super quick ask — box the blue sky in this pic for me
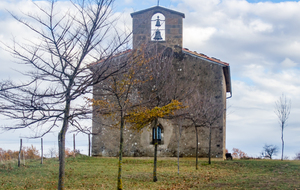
[247,0,298,2]
[1,0,300,159]
[29,0,300,12]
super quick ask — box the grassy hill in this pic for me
[1,155,300,189]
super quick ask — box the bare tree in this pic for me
[294,152,300,160]
[186,89,224,166]
[275,94,291,161]
[261,144,278,159]
[48,147,58,158]
[0,0,129,189]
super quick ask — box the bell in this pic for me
[153,29,163,41]
[155,16,161,27]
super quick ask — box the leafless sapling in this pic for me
[186,89,224,166]
[275,94,291,161]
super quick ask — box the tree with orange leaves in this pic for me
[232,148,248,159]
[126,45,189,182]
[90,46,154,190]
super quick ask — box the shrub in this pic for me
[232,148,248,159]
[294,152,300,160]
[24,145,40,159]
[0,145,40,161]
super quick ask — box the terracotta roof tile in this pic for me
[182,48,229,66]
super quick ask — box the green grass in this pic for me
[1,155,300,189]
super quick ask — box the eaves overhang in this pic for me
[131,6,185,18]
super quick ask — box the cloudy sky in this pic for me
[0,0,299,159]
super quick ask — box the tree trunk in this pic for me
[177,125,181,175]
[153,118,158,182]
[195,126,199,170]
[208,126,212,165]
[58,99,70,190]
[281,124,284,161]
[117,112,124,190]
[41,138,43,165]
[18,139,22,167]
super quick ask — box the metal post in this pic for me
[41,138,43,164]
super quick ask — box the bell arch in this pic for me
[151,13,165,41]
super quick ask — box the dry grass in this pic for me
[1,155,300,189]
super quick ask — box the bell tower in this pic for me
[131,6,185,50]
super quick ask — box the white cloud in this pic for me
[183,27,216,48]
[249,19,273,33]
[124,0,133,4]
[173,0,300,157]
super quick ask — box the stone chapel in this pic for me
[92,6,232,159]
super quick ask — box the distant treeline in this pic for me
[0,146,78,161]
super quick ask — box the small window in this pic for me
[153,126,161,141]
[152,125,163,144]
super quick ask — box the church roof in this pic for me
[130,6,185,18]
[182,48,229,66]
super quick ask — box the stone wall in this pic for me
[92,52,227,158]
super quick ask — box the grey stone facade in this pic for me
[92,6,231,159]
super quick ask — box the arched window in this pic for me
[152,124,163,144]
[151,13,165,41]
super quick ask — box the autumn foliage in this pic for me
[0,148,19,161]
[0,146,79,161]
[0,145,40,161]
[126,100,186,130]
[232,148,248,159]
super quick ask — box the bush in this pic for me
[0,145,40,161]
[232,148,248,159]
[65,148,80,157]
[24,145,40,159]
[0,148,19,161]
